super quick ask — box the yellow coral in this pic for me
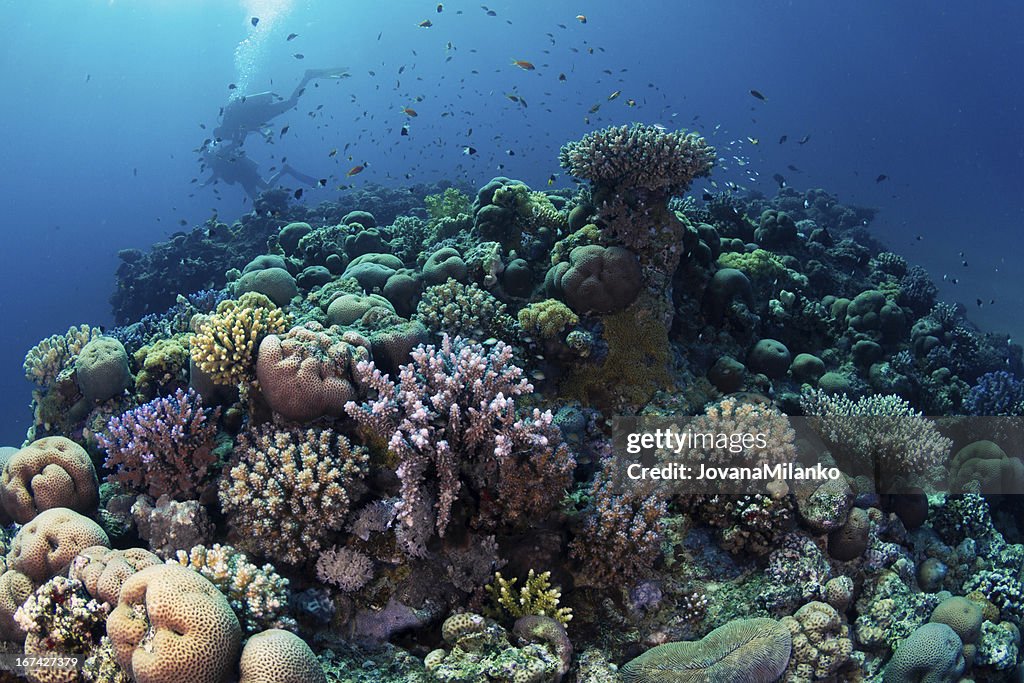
[717,249,787,280]
[486,569,572,626]
[190,292,288,386]
[134,335,190,397]
[518,299,579,340]
[24,324,103,386]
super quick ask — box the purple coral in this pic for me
[345,335,575,555]
[98,388,220,500]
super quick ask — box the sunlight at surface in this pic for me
[234,0,294,96]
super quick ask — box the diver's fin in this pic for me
[303,67,350,81]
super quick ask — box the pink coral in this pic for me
[256,322,371,423]
[346,335,575,555]
[98,388,220,501]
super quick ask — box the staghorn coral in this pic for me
[620,617,792,683]
[172,543,291,635]
[218,425,369,565]
[346,335,575,553]
[570,453,667,587]
[98,388,220,501]
[486,569,573,626]
[24,324,103,388]
[189,292,289,386]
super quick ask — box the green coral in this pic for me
[518,300,579,340]
[486,570,573,626]
[133,335,190,399]
[717,249,788,280]
[426,187,473,223]
[416,278,515,341]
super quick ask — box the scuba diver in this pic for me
[199,139,318,201]
[214,66,350,145]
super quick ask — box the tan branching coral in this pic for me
[190,292,288,386]
[219,426,369,565]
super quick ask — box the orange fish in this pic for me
[401,107,418,117]
[576,14,587,23]
[346,164,365,177]
[511,59,535,71]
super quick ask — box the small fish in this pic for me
[486,9,497,16]
[778,134,787,144]
[401,107,418,117]
[505,149,515,156]
[749,89,766,101]
[505,93,520,103]
[625,99,636,106]
[318,178,328,187]
[797,134,811,144]
[293,53,304,59]
[547,173,557,185]
[286,33,298,41]
[328,148,338,157]
[400,124,409,136]
[418,19,433,27]
[250,16,259,26]
[463,146,477,155]
[85,74,90,82]
[346,164,366,177]
[787,164,801,172]
[576,14,587,23]
[228,83,237,90]
[437,3,443,11]
[588,103,601,113]
[772,173,786,188]
[747,136,759,145]
[279,125,289,137]
[977,299,984,307]
[294,188,303,199]
[875,174,888,183]
[702,191,713,201]
[608,90,621,101]
[512,59,535,70]
[558,73,567,82]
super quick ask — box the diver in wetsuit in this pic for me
[214,67,350,145]
[199,139,318,201]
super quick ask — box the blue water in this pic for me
[1,1,1021,445]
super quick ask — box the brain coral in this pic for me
[219,425,369,565]
[238,629,326,683]
[883,622,964,683]
[190,292,289,386]
[256,322,371,423]
[0,436,98,523]
[620,617,792,683]
[107,564,241,683]
[546,244,642,314]
[69,546,161,607]
[8,508,110,583]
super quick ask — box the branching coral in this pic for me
[345,335,575,555]
[190,291,289,386]
[801,389,952,483]
[559,123,715,197]
[316,546,374,593]
[486,569,573,626]
[98,388,221,501]
[15,576,109,665]
[218,425,369,565]
[415,278,515,341]
[24,324,103,387]
[173,543,291,635]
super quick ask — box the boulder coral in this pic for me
[107,564,241,683]
[0,436,98,523]
[256,321,371,423]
